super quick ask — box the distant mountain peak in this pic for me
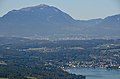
[0,4,120,37]
[31,4,50,9]
[37,4,50,7]
[20,4,50,11]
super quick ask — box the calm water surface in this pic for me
[65,68,120,79]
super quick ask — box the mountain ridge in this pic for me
[0,4,120,38]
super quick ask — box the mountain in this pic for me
[0,4,120,38]
[0,4,76,36]
[82,14,120,36]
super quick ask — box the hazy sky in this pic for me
[0,0,120,20]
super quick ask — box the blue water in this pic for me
[65,68,120,79]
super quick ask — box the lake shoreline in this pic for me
[64,67,120,79]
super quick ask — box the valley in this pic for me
[0,37,120,79]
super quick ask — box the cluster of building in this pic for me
[66,61,120,69]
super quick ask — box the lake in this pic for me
[65,68,120,79]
